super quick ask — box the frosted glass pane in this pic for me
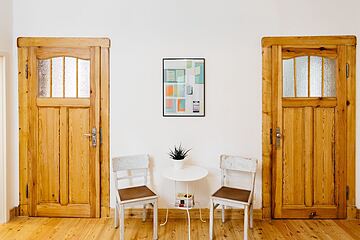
[38,59,50,97]
[65,57,77,97]
[295,56,308,97]
[52,57,64,97]
[310,56,322,97]
[78,59,90,98]
[282,59,294,97]
[324,58,336,97]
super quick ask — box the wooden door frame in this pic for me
[261,36,356,219]
[17,37,111,217]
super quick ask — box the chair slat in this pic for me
[112,154,149,171]
[220,155,257,173]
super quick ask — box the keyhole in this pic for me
[309,211,316,218]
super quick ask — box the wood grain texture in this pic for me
[272,45,283,218]
[18,37,110,48]
[18,47,29,215]
[282,108,305,206]
[100,47,110,217]
[1,217,360,240]
[313,108,335,206]
[261,46,272,219]
[336,46,347,218]
[37,107,60,203]
[28,47,39,216]
[304,107,313,207]
[18,38,111,218]
[262,35,356,48]
[346,45,356,218]
[68,108,90,204]
[262,36,356,219]
[36,47,91,60]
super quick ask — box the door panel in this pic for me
[38,107,60,204]
[28,47,100,217]
[69,108,90,204]
[273,47,347,219]
[282,108,305,206]
[314,108,335,206]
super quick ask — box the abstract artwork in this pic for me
[163,58,205,117]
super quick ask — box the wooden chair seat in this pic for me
[212,186,251,203]
[118,185,157,202]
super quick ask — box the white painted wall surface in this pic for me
[7,0,360,210]
[0,0,12,222]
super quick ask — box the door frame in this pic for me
[17,37,111,217]
[0,54,7,223]
[261,36,356,219]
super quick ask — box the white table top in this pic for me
[163,165,208,182]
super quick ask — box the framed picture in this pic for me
[163,58,205,117]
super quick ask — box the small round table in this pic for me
[161,165,208,240]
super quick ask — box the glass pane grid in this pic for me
[282,55,336,98]
[38,57,90,98]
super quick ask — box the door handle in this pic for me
[83,127,97,147]
[276,127,281,149]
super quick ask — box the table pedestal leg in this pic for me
[186,183,191,240]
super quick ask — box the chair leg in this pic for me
[244,205,249,240]
[209,199,214,240]
[142,204,147,222]
[114,203,119,228]
[153,200,158,240]
[221,205,225,223]
[120,205,125,240]
[250,203,253,229]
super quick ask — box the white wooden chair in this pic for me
[113,154,158,240]
[209,155,257,240]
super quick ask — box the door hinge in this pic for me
[26,184,28,198]
[25,63,29,79]
[270,128,273,145]
[346,63,349,79]
[346,185,349,200]
[99,128,103,145]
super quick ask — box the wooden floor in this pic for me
[1,217,360,239]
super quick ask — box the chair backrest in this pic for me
[220,155,258,202]
[112,154,149,190]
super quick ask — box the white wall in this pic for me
[0,0,12,222]
[9,0,360,209]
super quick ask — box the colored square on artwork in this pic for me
[177,99,185,112]
[166,99,176,113]
[195,62,204,84]
[176,69,185,82]
[165,69,176,82]
[166,85,174,97]
[186,61,193,68]
[177,85,185,97]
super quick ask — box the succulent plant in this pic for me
[168,144,191,160]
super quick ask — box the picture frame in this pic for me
[163,58,205,117]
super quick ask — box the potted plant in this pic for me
[168,144,191,169]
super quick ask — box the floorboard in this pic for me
[0,217,359,239]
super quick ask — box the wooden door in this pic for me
[272,46,347,218]
[24,44,102,217]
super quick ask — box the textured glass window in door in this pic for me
[310,56,322,97]
[295,56,308,97]
[78,59,90,98]
[37,56,91,98]
[324,58,336,97]
[65,57,77,97]
[38,59,51,97]
[283,59,295,97]
[52,57,64,97]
